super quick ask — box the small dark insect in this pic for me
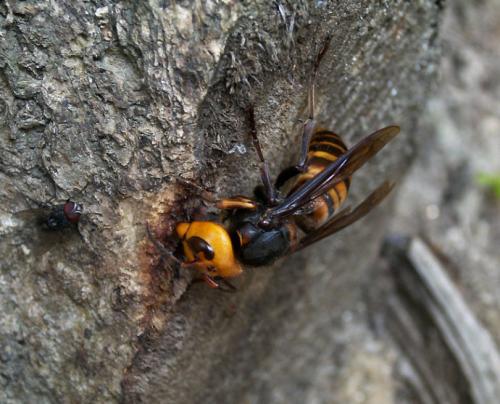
[10,199,84,256]
[15,199,83,230]
[166,38,400,290]
[45,200,83,230]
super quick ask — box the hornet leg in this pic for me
[247,106,277,205]
[296,37,331,172]
[201,274,237,293]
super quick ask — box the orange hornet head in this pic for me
[175,221,243,279]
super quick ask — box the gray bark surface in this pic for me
[0,1,440,403]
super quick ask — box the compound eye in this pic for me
[187,236,215,260]
[63,201,83,223]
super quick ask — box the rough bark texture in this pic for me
[0,1,440,403]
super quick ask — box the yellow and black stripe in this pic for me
[289,128,351,232]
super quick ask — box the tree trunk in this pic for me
[0,1,440,403]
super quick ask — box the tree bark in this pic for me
[0,1,441,403]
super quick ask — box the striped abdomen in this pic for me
[289,129,351,232]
